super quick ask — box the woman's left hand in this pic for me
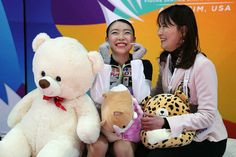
[132,43,146,59]
[141,114,165,131]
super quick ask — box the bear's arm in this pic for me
[8,89,40,128]
[74,94,101,144]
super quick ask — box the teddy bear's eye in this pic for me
[122,125,126,128]
[41,71,46,77]
[56,76,61,82]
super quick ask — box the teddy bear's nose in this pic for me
[39,79,50,89]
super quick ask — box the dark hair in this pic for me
[106,19,135,37]
[157,5,200,69]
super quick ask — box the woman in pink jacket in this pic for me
[139,4,228,157]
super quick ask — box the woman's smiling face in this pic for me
[157,18,184,52]
[106,21,135,56]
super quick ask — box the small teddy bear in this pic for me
[0,33,104,157]
[100,84,143,143]
[140,90,196,149]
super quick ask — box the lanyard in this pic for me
[168,68,177,93]
[183,69,191,98]
[167,68,191,97]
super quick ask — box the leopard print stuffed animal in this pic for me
[140,90,195,149]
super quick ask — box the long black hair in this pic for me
[106,19,135,38]
[157,5,200,69]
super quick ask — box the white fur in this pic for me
[0,33,103,157]
[146,129,171,145]
[110,84,128,92]
[32,33,50,52]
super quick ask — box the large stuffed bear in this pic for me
[101,84,143,143]
[0,33,104,157]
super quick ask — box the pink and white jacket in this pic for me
[152,53,228,142]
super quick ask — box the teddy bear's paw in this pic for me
[77,128,100,144]
[37,140,80,157]
[78,134,99,144]
[0,140,31,157]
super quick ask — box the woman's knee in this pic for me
[87,135,108,157]
[113,140,135,157]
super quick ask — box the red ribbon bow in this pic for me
[43,95,66,111]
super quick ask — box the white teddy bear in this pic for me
[0,33,104,157]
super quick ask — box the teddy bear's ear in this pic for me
[32,33,51,52]
[140,95,152,110]
[113,111,123,118]
[87,51,104,74]
[174,90,188,104]
[102,93,107,98]
[102,91,112,99]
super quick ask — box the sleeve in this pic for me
[142,60,153,81]
[90,64,111,105]
[166,58,217,137]
[99,42,111,64]
[131,60,152,103]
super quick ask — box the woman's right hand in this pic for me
[141,114,165,131]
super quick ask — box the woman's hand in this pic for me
[141,114,165,131]
[132,43,146,59]
[99,42,111,64]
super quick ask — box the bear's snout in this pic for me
[39,79,50,89]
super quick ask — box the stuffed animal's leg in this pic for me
[0,125,31,157]
[37,138,80,157]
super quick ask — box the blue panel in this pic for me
[25,0,61,92]
[0,0,24,103]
